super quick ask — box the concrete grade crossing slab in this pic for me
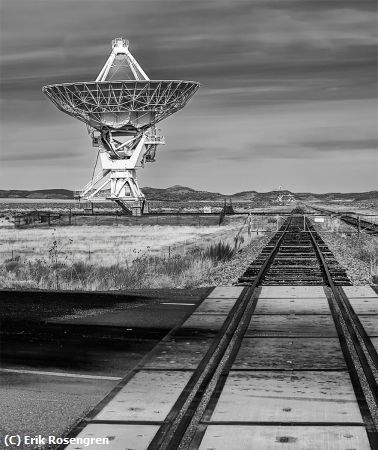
[94,371,192,421]
[371,337,378,353]
[254,297,330,315]
[194,298,238,314]
[206,286,244,298]
[233,338,347,370]
[198,425,370,450]
[64,424,159,450]
[180,314,227,333]
[358,316,378,337]
[342,286,378,298]
[142,338,211,370]
[210,371,362,423]
[347,298,378,314]
[245,315,337,337]
[259,286,326,298]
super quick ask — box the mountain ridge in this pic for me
[0,187,377,202]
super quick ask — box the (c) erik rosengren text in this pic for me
[2,435,110,447]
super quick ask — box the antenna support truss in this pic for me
[42,38,199,215]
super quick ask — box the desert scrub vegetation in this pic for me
[202,241,235,262]
[0,217,268,290]
[0,224,245,267]
[0,240,237,290]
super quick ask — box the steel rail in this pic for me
[306,217,378,447]
[239,215,343,286]
[148,217,293,449]
[159,215,377,449]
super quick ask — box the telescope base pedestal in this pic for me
[113,198,148,216]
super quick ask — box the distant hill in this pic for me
[144,187,378,202]
[0,187,377,202]
[0,189,74,199]
[143,185,223,201]
[294,191,378,202]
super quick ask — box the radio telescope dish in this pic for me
[42,80,199,132]
[42,37,200,215]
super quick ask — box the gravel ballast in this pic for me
[203,233,273,286]
[317,229,377,285]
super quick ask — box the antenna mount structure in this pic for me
[42,37,200,215]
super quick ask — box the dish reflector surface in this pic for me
[42,80,199,131]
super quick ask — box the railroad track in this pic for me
[61,209,378,449]
[238,212,351,286]
[306,204,378,236]
[238,215,352,286]
[340,215,378,236]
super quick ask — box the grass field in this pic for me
[1,223,247,266]
[0,220,263,290]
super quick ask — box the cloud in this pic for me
[2,151,82,162]
[301,139,378,151]
[0,0,376,191]
[246,139,378,161]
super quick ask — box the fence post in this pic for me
[358,215,361,240]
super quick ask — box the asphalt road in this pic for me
[0,289,208,449]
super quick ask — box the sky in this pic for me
[0,0,377,194]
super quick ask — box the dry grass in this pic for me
[0,222,257,290]
[350,236,378,278]
[0,242,236,290]
[0,214,275,290]
[0,224,243,267]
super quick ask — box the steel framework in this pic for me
[42,37,199,214]
[42,80,199,132]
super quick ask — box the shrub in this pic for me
[203,241,235,262]
[27,259,50,283]
[4,258,21,273]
